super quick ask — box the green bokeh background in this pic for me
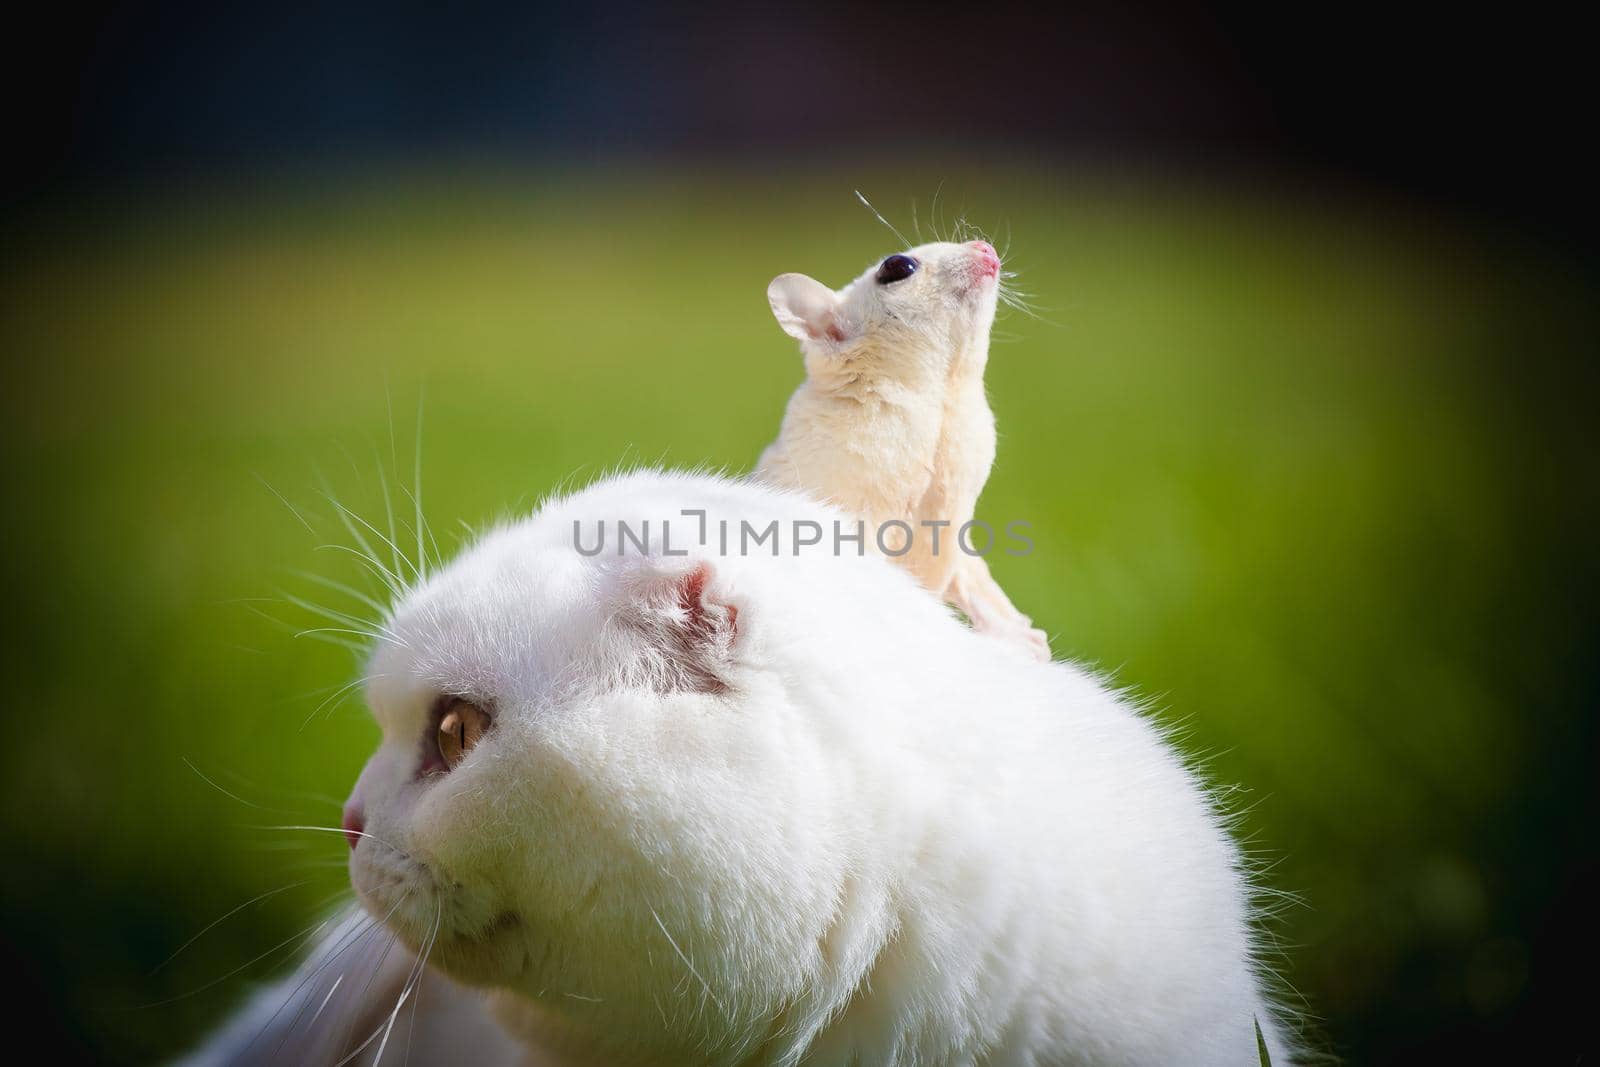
[2,163,1594,1063]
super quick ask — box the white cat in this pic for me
[185,469,1297,1065]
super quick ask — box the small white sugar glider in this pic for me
[756,235,1051,660]
[182,470,1300,1067]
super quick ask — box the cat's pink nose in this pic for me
[341,802,365,851]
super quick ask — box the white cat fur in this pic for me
[756,241,1051,659]
[177,468,1301,1066]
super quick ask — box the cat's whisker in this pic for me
[323,494,422,589]
[181,756,302,815]
[248,840,325,853]
[413,388,431,581]
[288,568,391,617]
[368,438,407,592]
[139,915,334,1008]
[150,880,311,975]
[254,893,415,1060]
[277,589,409,652]
[291,627,371,659]
[202,759,347,812]
[650,906,730,1023]
[368,901,442,1066]
[400,482,444,577]
[308,972,345,1028]
[254,473,318,535]
[294,626,389,649]
[318,480,411,595]
[333,911,410,1060]
[260,916,385,1061]
[315,543,410,601]
[250,606,369,655]
[286,858,361,871]
[301,674,371,730]
[318,467,403,594]
[255,823,409,854]
[277,590,386,636]
[400,909,436,1067]
[336,438,409,598]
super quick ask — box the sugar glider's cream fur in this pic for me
[756,240,1050,659]
[185,470,1296,1066]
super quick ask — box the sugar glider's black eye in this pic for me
[876,254,919,284]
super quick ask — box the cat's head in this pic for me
[767,240,1002,381]
[343,471,954,1056]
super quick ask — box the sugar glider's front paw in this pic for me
[981,618,1052,661]
[992,607,1052,661]
[1008,624,1051,661]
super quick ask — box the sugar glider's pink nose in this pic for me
[969,240,1000,277]
[341,801,365,850]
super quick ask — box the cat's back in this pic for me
[917,651,1294,1065]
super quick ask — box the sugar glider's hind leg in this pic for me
[173,903,524,1066]
[946,553,1051,661]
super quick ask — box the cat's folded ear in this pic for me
[768,273,854,346]
[615,559,739,692]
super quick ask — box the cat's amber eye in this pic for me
[437,699,491,771]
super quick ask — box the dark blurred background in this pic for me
[2,3,1595,1064]
[11,3,1598,248]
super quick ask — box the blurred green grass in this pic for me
[1,163,1593,1063]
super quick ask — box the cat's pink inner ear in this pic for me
[678,562,738,644]
[616,558,740,690]
[652,561,737,693]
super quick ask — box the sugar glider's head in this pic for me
[340,471,962,1059]
[768,240,1002,379]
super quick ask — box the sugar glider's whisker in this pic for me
[854,191,913,250]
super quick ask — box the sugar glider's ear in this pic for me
[616,559,739,692]
[768,273,851,345]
